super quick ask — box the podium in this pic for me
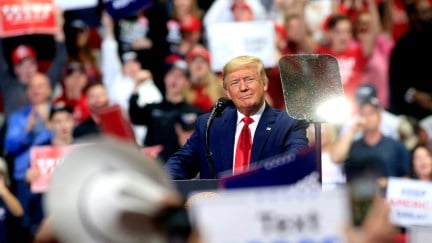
[173,179,219,200]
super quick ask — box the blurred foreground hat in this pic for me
[179,15,202,32]
[12,45,36,65]
[186,46,210,64]
[45,138,183,243]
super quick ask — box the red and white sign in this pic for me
[0,0,57,37]
[30,145,75,193]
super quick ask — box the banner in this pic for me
[221,147,317,189]
[54,0,97,11]
[189,187,349,243]
[30,145,76,193]
[0,0,57,37]
[387,177,432,227]
[206,21,276,72]
[103,0,153,19]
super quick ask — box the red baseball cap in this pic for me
[12,45,36,65]
[186,46,211,64]
[180,15,202,33]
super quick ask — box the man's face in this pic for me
[64,71,88,96]
[123,60,141,78]
[27,74,51,105]
[164,68,189,94]
[224,66,267,115]
[188,56,209,84]
[14,58,38,84]
[359,104,381,133]
[51,111,74,138]
[329,19,352,52]
[86,85,109,112]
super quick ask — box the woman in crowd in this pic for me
[411,145,432,181]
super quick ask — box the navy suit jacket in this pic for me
[164,104,309,179]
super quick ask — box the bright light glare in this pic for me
[316,97,352,124]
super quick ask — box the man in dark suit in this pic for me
[165,55,308,179]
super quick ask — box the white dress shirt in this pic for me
[232,102,266,170]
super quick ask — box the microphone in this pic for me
[206,97,229,127]
[205,97,229,178]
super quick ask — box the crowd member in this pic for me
[315,13,368,104]
[101,11,162,112]
[0,9,67,118]
[389,0,432,120]
[23,104,75,240]
[4,73,53,239]
[176,15,204,57]
[353,0,394,109]
[166,0,203,55]
[203,0,267,27]
[184,46,225,111]
[114,2,169,90]
[331,97,411,183]
[307,124,346,190]
[165,55,308,179]
[0,157,24,243]
[340,84,401,141]
[411,145,432,181]
[52,62,90,125]
[231,1,255,21]
[129,59,203,163]
[73,83,110,139]
[64,19,101,84]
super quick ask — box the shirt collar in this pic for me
[236,102,266,125]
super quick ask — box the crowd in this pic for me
[0,0,431,242]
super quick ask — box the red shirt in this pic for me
[52,94,90,125]
[316,43,367,103]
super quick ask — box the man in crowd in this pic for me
[165,55,309,179]
[129,59,203,163]
[4,73,53,239]
[332,97,411,182]
[0,10,67,118]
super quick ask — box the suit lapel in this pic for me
[250,104,275,165]
[216,108,237,172]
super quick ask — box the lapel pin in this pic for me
[266,127,271,131]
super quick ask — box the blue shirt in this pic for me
[346,136,411,177]
[4,106,53,180]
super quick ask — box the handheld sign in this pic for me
[0,0,57,37]
[206,21,275,72]
[30,145,76,193]
[387,177,432,227]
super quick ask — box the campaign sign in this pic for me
[103,0,153,19]
[30,145,76,193]
[189,186,349,243]
[54,0,97,10]
[221,147,317,189]
[387,177,432,227]
[0,0,56,37]
[206,21,276,72]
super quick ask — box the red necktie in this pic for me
[234,116,254,174]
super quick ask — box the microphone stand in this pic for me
[205,98,228,179]
[205,117,216,179]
